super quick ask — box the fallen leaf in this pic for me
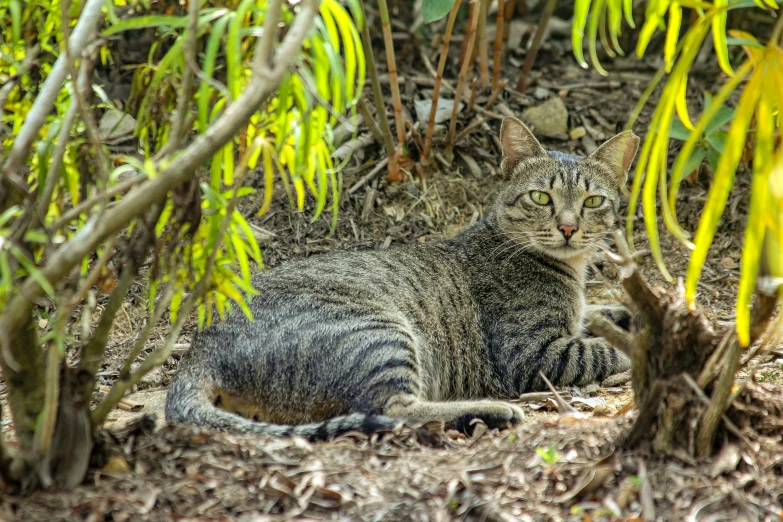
[720,256,739,269]
[103,456,131,473]
[710,444,741,477]
[555,451,619,503]
[569,126,587,140]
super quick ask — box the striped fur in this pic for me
[165,118,639,440]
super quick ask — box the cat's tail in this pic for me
[164,363,402,441]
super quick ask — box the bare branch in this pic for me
[2,0,104,179]
[158,0,200,158]
[587,314,633,356]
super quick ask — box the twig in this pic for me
[445,0,480,160]
[347,157,389,194]
[454,116,486,144]
[118,284,176,381]
[357,97,384,144]
[587,314,633,356]
[157,0,199,158]
[48,173,146,233]
[36,83,80,220]
[637,460,656,521]
[2,0,104,181]
[376,0,407,164]
[477,0,490,88]
[682,373,755,451]
[515,0,557,92]
[421,0,461,167]
[333,133,375,161]
[484,78,508,111]
[491,0,506,91]
[538,372,576,414]
[359,0,400,182]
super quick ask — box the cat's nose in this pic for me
[558,224,578,239]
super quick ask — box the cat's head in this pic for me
[493,117,639,261]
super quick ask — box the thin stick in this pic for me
[376,0,407,160]
[421,0,462,167]
[477,0,490,88]
[357,97,384,144]
[492,0,506,91]
[515,0,557,93]
[446,0,480,160]
[360,0,400,182]
[348,157,390,194]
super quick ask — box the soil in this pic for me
[3,6,783,522]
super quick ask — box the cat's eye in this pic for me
[530,191,551,205]
[584,195,605,208]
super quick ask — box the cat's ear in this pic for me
[589,131,640,183]
[500,117,547,177]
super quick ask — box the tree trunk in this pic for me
[590,232,778,458]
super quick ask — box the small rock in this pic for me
[720,256,739,270]
[414,98,463,125]
[521,97,568,137]
[533,87,550,100]
[569,126,587,140]
[99,108,136,144]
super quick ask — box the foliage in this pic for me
[535,444,561,466]
[0,0,363,487]
[422,0,459,23]
[573,0,783,346]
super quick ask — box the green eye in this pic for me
[584,195,605,208]
[530,191,551,205]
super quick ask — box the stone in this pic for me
[521,96,569,137]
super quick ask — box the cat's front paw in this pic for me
[453,402,524,435]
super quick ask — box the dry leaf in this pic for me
[103,456,131,473]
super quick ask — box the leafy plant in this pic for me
[535,444,561,466]
[0,0,363,488]
[573,0,783,347]
[668,94,736,181]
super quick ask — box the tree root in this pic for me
[602,231,778,458]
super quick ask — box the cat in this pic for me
[165,117,638,440]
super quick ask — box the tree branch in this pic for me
[2,0,105,180]
[1,0,319,376]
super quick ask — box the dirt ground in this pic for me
[3,5,783,522]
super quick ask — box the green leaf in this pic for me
[706,131,728,153]
[726,37,764,47]
[705,106,735,135]
[707,146,721,172]
[680,147,707,180]
[669,118,693,141]
[422,0,458,23]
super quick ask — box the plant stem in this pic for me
[503,0,516,46]
[359,0,400,182]
[492,0,506,91]
[446,0,480,159]
[515,0,557,92]
[421,0,462,167]
[376,0,407,172]
[357,97,384,144]
[478,0,490,88]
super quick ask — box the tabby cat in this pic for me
[165,117,638,440]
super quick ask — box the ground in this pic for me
[3,6,783,522]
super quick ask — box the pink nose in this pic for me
[558,224,578,239]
